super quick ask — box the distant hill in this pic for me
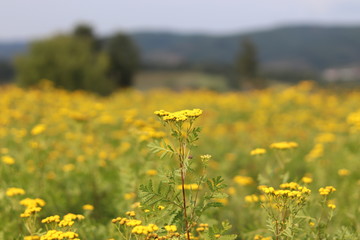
[132,25,360,71]
[2,25,360,71]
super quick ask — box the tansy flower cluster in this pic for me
[2,155,15,165]
[269,141,298,150]
[58,213,85,227]
[200,154,212,162]
[126,211,136,217]
[146,169,158,176]
[6,187,25,197]
[20,198,46,218]
[327,203,336,209]
[338,169,350,176]
[132,224,159,235]
[259,182,311,200]
[112,216,181,240]
[164,225,177,232]
[233,176,254,186]
[319,186,336,196]
[315,132,336,143]
[301,176,313,184]
[195,223,209,232]
[154,109,203,122]
[31,124,46,136]
[82,204,94,211]
[250,148,266,156]
[306,143,324,161]
[112,217,142,227]
[244,194,266,203]
[40,230,79,240]
[41,215,60,224]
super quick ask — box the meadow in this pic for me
[1,81,360,240]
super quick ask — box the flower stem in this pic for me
[179,142,190,240]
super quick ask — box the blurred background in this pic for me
[2,0,360,94]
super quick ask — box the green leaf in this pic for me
[204,202,223,210]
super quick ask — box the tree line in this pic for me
[5,24,262,93]
[15,25,140,95]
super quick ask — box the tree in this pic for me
[236,38,263,89]
[73,24,95,39]
[73,24,100,51]
[105,33,140,88]
[15,35,114,95]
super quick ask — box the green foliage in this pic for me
[105,33,140,88]
[237,38,258,79]
[15,35,114,95]
[73,24,95,40]
[122,110,237,240]
[139,180,180,208]
[206,222,237,240]
[236,37,266,89]
[14,25,140,94]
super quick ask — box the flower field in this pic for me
[1,81,360,239]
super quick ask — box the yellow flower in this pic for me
[131,202,141,209]
[250,148,266,156]
[82,204,94,211]
[244,194,259,203]
[126,211,136,217]
[319,186,336,196]
[306,143,324,161]
[315,132,336,143]
[146,169,158,176]
[270,141,298,150]
[155,109,203,122]
[41,230,79,239]
[338,168,350,176]
[200,154,212,160]
[6,187,26,197]
[327,203,336,209]
[165,225,177,232]
[124,192,136,200]
[62,164,75,172]
[126,219,142,227]
[20,206,42,218]
[157,205,165,210]
[31,124,46,135]
[301,176,313,184]
[2,155,15,165]
[227,187,236,195]
[132,224,159,235]
[233,175,254,186]
[42,215,60,223]
[20,198,46,208]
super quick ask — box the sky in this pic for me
[1,0,360,41]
